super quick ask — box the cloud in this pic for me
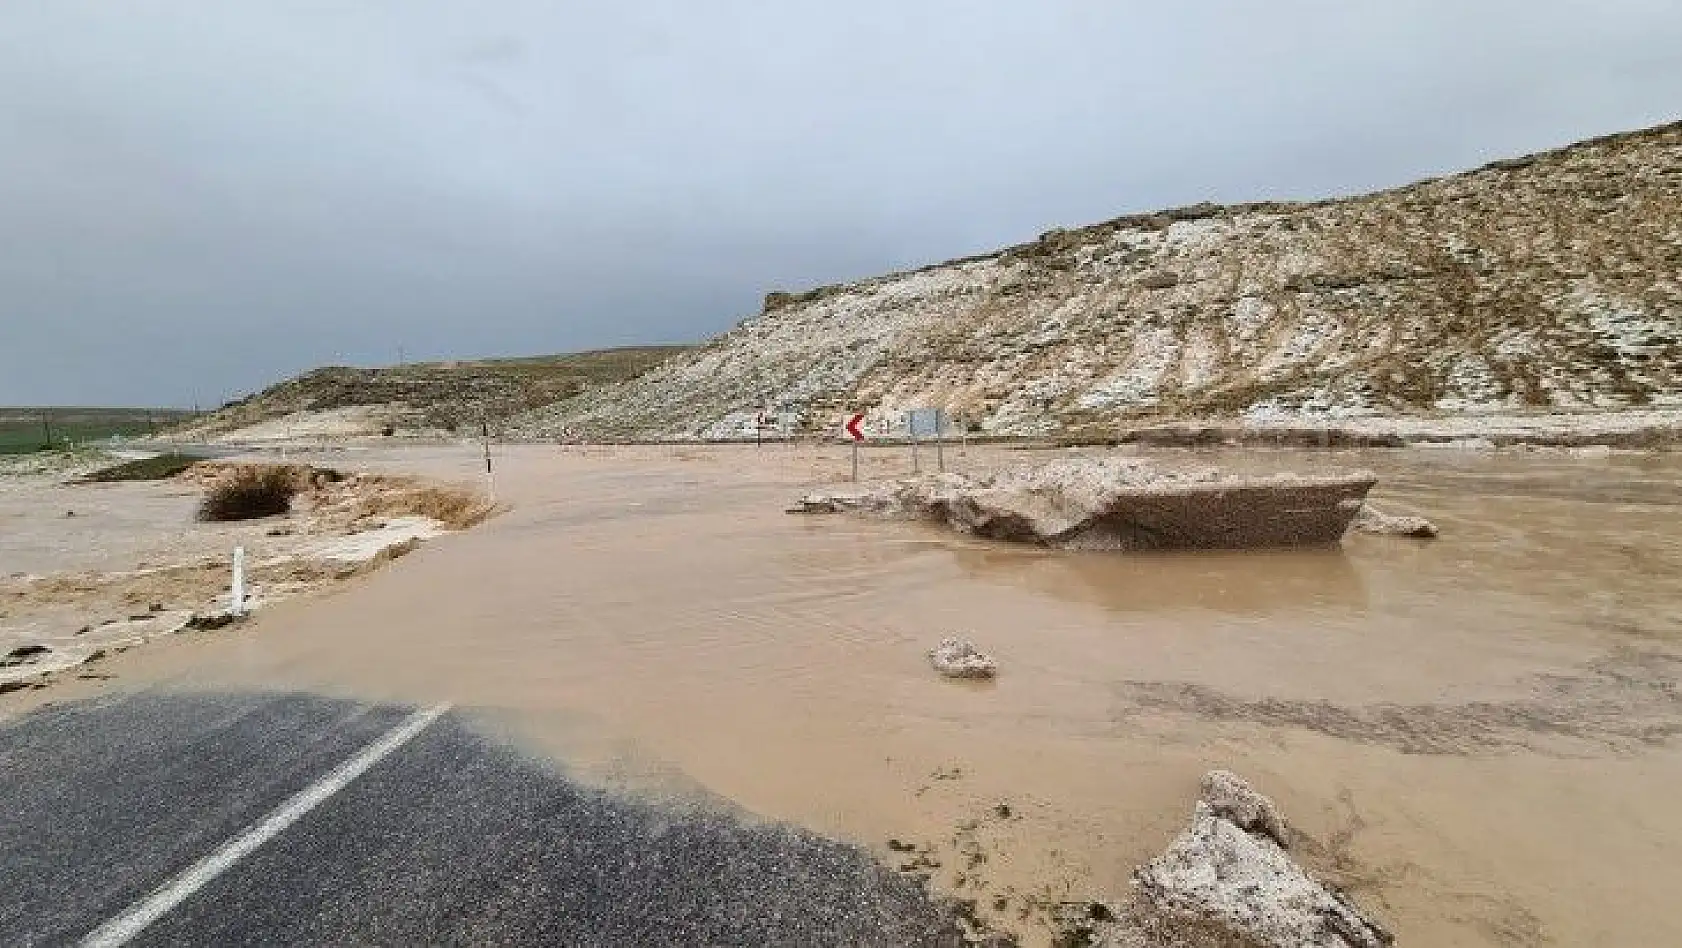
[2,1,1679,405]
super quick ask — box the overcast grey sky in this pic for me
[2,1,1679,407]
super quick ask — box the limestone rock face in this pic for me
[516,121,1682,441]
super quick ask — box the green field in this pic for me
[0,407,195,454]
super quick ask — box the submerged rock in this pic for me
[785,494,841,515]
[1351,504,1438,538]
[928,637,997,679]
[798,457,1375,551]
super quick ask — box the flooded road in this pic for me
[58,442,1682,946]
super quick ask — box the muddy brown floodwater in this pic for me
[35,442,1682,946]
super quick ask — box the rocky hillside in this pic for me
[175,347,685,441]
[516,122,1681,441]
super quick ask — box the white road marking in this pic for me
[79,703,451,948]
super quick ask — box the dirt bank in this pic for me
[0,457,491,692]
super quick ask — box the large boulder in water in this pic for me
[1056,771,1393,947]
[807,457,1376,551]
[1133,800,1393,947]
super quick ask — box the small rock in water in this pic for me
[785,494,840,515]
[929,637,997,679]
[1352,503,1438,538]
[1569,444,1613,458]
[185,612,241,631]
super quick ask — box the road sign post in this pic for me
[907,408,943,474]
[845,412,866,481]
[935,409,945,473]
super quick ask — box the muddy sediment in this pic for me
[1117,646,1682,757]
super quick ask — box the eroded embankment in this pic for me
[1,458,492,693]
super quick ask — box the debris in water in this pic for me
[1352,503,1439,538]
[929,637,998,679]
[785,494,842,515]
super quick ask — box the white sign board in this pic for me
[907,408,943,438]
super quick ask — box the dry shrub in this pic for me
[198,466,302,522]
[175,461,341,489]
[352,482,494,529]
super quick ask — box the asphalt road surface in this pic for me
[0,692,970,947]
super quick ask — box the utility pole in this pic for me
[41,410,52,449]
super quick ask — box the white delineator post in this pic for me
[230,546,247,616]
